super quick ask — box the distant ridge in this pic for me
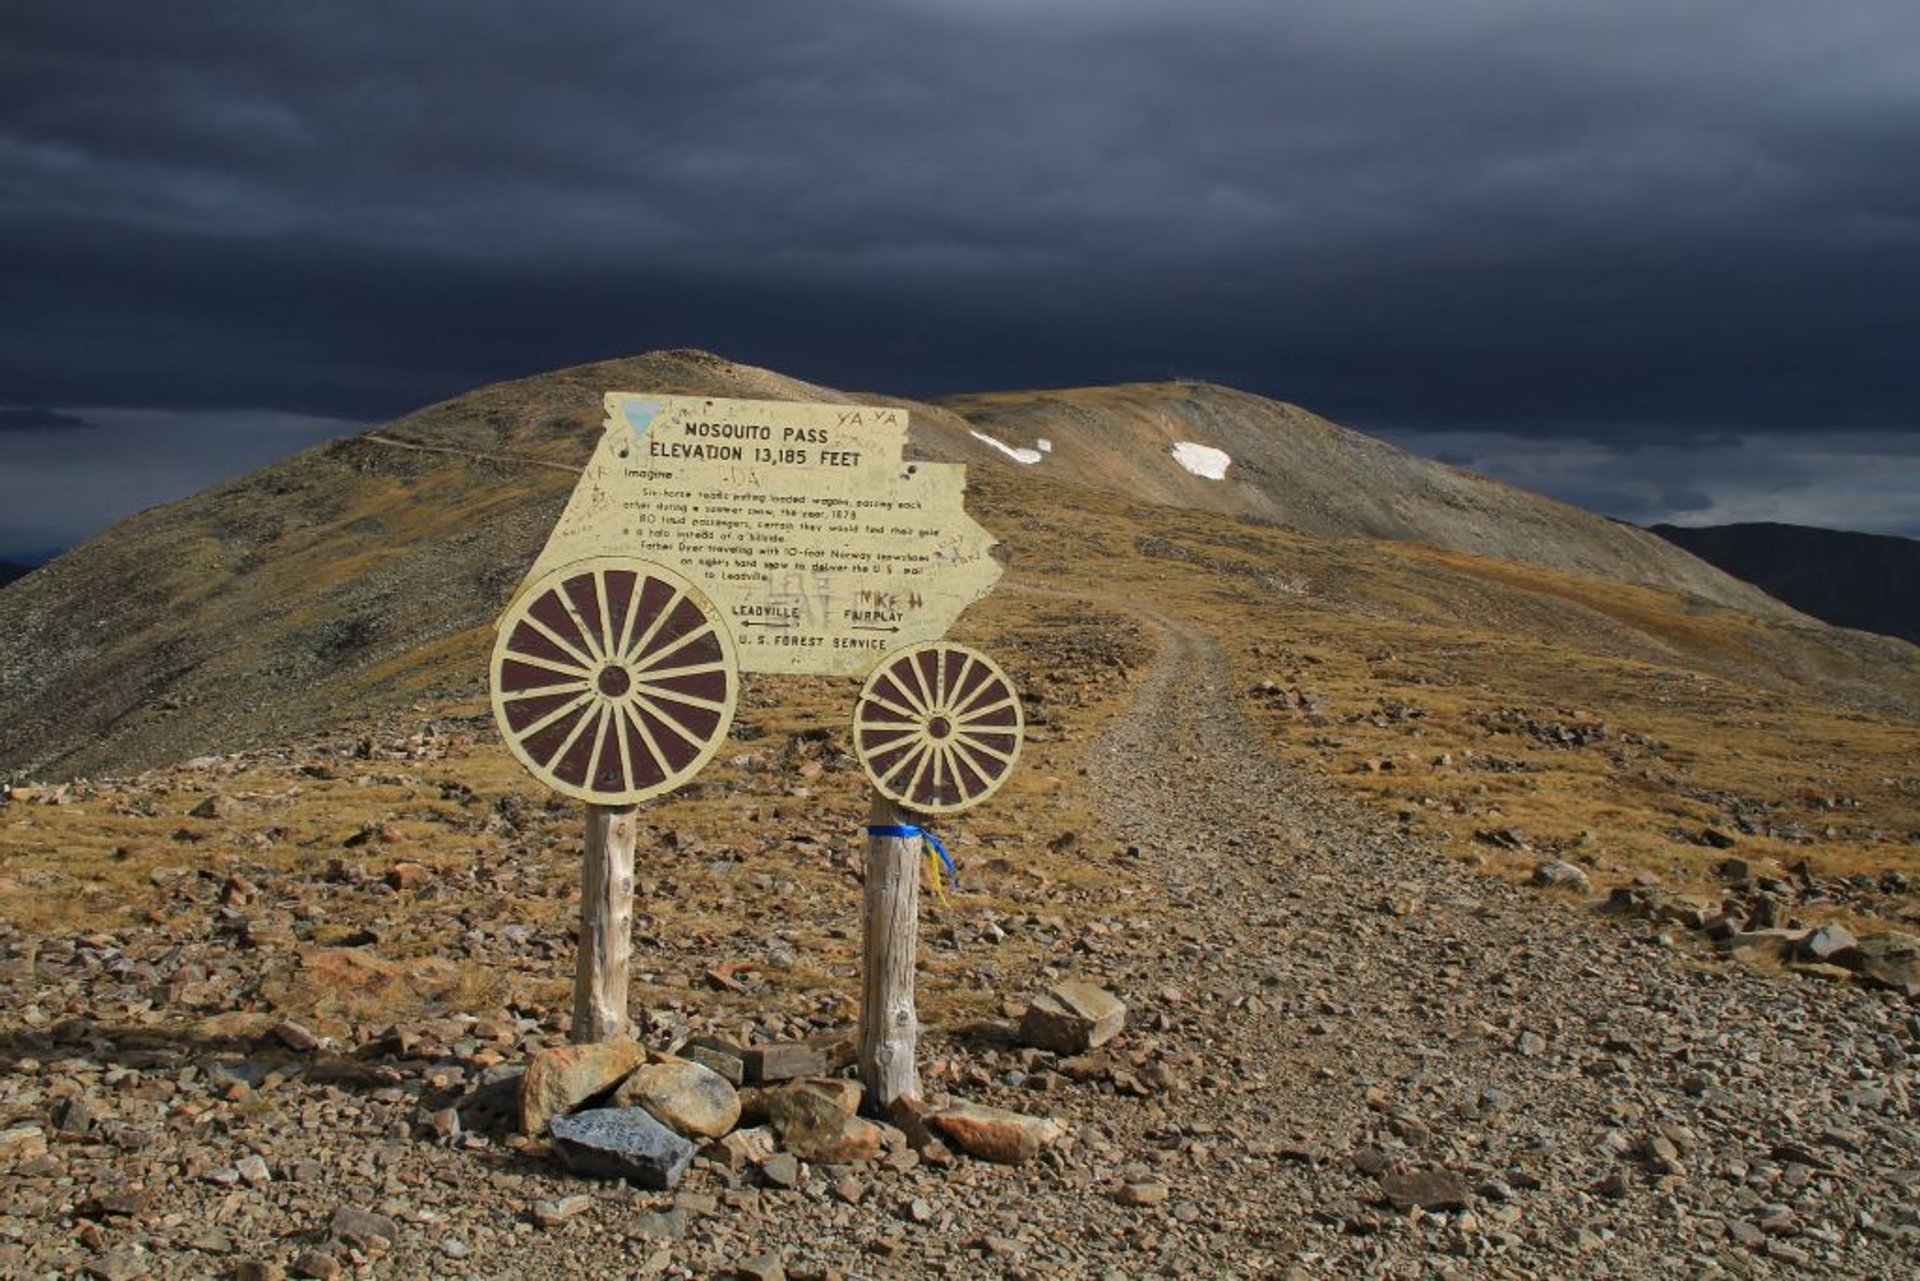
[1650,522,1920,645]
[0,561,31,588]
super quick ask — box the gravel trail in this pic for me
[1074,603,1920,1278]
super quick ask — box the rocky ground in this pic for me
[3,603,1918,1279]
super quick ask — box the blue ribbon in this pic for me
[866,823,958,890]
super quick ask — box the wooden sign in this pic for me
[516,393,1004,677]
[852,642,1023,814]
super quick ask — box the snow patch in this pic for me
[970,429,1043,465]
[1171,441,1231,480]
[1036,438,1053,453]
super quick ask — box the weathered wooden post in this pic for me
[860,793,923,1105]
[574,802,639,1042]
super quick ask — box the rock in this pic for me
[1651,894,1718,930]
[884,1096,957,1166]
[711,1125,779,1171]
[82,1249,148,1281]
[930,1102,1063,1164]
[549,1108,695,1189]
[734,1250,786,1281]
[232,1261,285,1281]
[632,1209,687,1240]
[759,1151,801,1188]
[519,1040,648,1134]
[681,1036,748,1085]
[1851,933,1920,996]
[289,1250,342,1281]
[1530,860,1591,893]
[741,1040,827,1084]
[1724,928,1809,963]
[1117,1180,1170,1206]
[1378,1169,1472,1211]
[272,1020,323,1052]
[1018,981,1127,1054]
[235,1154,272,1186]
[0,1124,48,1162]
[1698,827,1738,849]
[766,1083,884,1164]
[1801,922,1861,963]
[188,795,223,819]
[384,861,431,891]
[327,1204,399,1249]
[610,1058,741,1138]
[532,1194,594,1228]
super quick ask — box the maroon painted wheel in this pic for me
[852,642,1023,815]
[490,557,738,804]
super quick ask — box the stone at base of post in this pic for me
[574,803,639,1044]
[859,792,923,1108]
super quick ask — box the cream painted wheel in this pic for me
[490,557,738,803]
[852,642,1023,814]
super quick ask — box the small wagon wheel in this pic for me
[852,641,1023,815]
[490,557,738,804]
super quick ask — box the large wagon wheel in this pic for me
[852,641,1023,815]
[490,557,738,804]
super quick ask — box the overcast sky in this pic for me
[4,0,1917,559]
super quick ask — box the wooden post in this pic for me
[573,803,638,1043]
[859,792,923,1107]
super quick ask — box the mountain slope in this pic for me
[1650,521,1920,644]
[1,349,1910,781]
[939,382,1793,618]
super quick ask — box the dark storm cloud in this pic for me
[1,1,1916,552]
[0,408,94,433]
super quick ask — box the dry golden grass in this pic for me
[4,460,1914,1042]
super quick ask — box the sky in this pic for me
[4,0,1917,560]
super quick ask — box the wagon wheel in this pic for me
[852,641,1023,815]
[490,557,738,804]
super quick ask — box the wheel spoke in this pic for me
[522,613,597,672]
[633,683,728,713]
[904,654,938,716]
[952,677,1007,719]
[621,586,684,665]
[953,734,1016,766]
[878,743,924,788]
[542,698,601,769]
[634,693,706,750]
[613,699,636,792]
[957,696,1018,724]
[637,621,713,673]
[621,702,671,781]
[593,571,617,660]
[502,677,591,699]
[860,689,924,725]
[518,690,596,741]
[950,735,1007,780]
[634,657,728,682]
[614,571,645,660]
